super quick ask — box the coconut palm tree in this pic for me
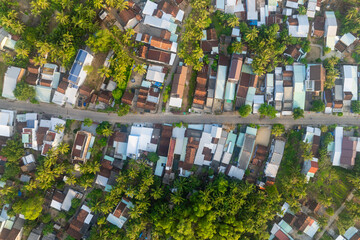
[15,47,29,59]
[231,41,242,54]
[65,175,77,185]
[57,143,70,155]
[98,66,111,78]
[56,11,69,25]
[54,124,65,134]
[93,0,103,9]
[227,15,239,28]
[245,27,259,42]
[12,22,25,35]
[102,127,113,137]
[133,64,146,75]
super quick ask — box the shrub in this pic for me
[238,104,252,118]
[293,107,304,120]
[351,101,360,114]
[338,112,343,117]
[311,100,325,112]
[324,47,331,55]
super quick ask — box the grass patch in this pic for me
[210,11,232,37]
[186,70,197,110]
[0,60,7,94]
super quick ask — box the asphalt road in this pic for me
[2,99,360,126]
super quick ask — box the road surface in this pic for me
[2,99,360,126]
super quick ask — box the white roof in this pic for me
[216,0,225,10]
[2,66,21,99]
[143,0,158,16]
[215,65,227,99]
[169,97,182,108]
[61,189,78,211]
[81,205,93,224]
[95,174,108,187]
[246,0,258,20]
[340,33,357,46]
[343,65,358,100]
[332,127,343,166]
[278,202,290,217]
[22,154,35,165]
[175,10,184,22]
[146,69,165,83]
[106,80,117,91]
[335,236,346,240]
[265,163,280,178]
[227,165,245,180]
[155,156,167,176]
[286,0,298,8]
[52,91,66,106]
[172,126,186,138]
[130,126,153,152]
[50,200,62,211]
[127,135,139,156]
[65,86,78,105]
[50,118,66,132]
[107,213,126,228]
[303,220,319,238]
[232,28,240,37]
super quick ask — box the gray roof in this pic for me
[27,232,41,240]
[243,134,256,152]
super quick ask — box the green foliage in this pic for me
[83,118,93,127]
[323,132,334,147]
[238,104,252,118]
[96,121,111,135]
[178,0,211,71]
[147,152,160,163]
[298,5,306,15]
[337,210,354,235]
[228,41,242,54]
[272,124,285,137]
[0,186,18,205]
[112,88,123,100]
[277,130,307,211]
[1,138,24,163]
[117,104,130,117]
[241,24,288,76]
[42,223,53,236]
[187,70,197,110]
[351,101,360,114]
[13,82,36,101]
[311,100,325,112]
[71,198,81,209]
[162,85,171,103]
[92,161,282,239]
[293,107,304,120]
[99,137,107,147]
[323,47,331,54]
[87,189,104,208]
[13,195,44,220]
[324,56,340,89]
[301,142,313,161]
[41,213,52,224]
[325,207,334,216]
[258,103,277,119]
[86,29,113,53]
[338,112,343,117]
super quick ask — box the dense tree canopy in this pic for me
[238,104,252,118]
[258,103,277,119]
[90,161,283,240]
[311,100,325,112]
[13,82,36,101]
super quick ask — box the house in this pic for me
[40,118,66,156]
[62,189,82,211]
[192,65,208,110]
[302,158,319,182]
[264,140,285,184]
[269,222,294,240]
[113,132,128,160]
[294,212,320,238]
[268,0,278,12]
[335,33,357,52]
[68,50,93,87]
[293,64,306,110]
[179,134,200,177]
[66,205,94,240]
[286,0,299,8]
[332,126,343,167]
[38,63,60,89]
[343,65,358,104]
[169,66,188,108]
[126,125,156,158]
[306,0,319,18]
[312,16,325,37]
[106,197,133,229]
[145,65,166,83]
[2,66,25,99]
[228,54,243,83]
[21,154,36,172]
[305,64,325,94]
[0,214,24,240]
[341,227,360,240]
[266,73,274,103]
[325,11,338,50]
[118,1,142,29]
[284,45,304,62]
[25,63,39,86]
[71,131,92,163]
[0,110,15,138]
[0,28,17,51]
[274,68,284,111]
[21,114,39,150]
[236,126,257,179]
[193,125,220,166]
[288,15,309,38]
[136,80,160,112]
[246,0,258,21]
[324,89,333,114]
[52,81,68,106]
[215,55,229,100]
[146,48,176,65]
[50,190,66,211]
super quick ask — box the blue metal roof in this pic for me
[26,120,35,128]
[76,49,87,62]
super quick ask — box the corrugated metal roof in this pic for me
[215,65,227,99]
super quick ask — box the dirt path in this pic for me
[315,189,355,240]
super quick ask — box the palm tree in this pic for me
[133,64,147,75]
[93,0,103,9]
[33,56,46,66]
[15,47,29,59]
[12,22,25,35]
[56,12,69,25]
[346,8,358,20]
[151,187,163,200]
[57,143,70,154]
[98,66,111,78]
[245,27,259,42]
[54,124,65,134]
[170,191,184,205]
[65,175,77,185]
[231,41,242,54]
[227,15,239,28]
[102,127,113,137]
